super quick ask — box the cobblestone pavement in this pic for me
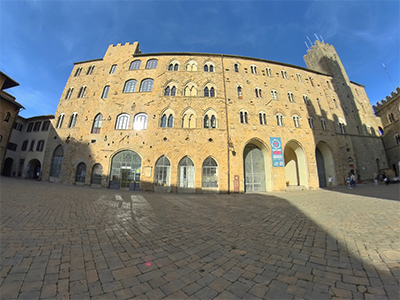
[1,177,399,300]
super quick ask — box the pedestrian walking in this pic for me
[328,175,333,189]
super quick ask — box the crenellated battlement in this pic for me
[373,87,400,111]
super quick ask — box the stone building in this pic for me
[0,71,24,176]
[373,87,400,177]
[4,115,54,178]
[41,40,387,192]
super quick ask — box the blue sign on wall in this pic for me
[270,137,284,167]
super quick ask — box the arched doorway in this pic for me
[2,157,13,176]
[284,140,308,188]
[26,159,41,179]
[202,157,218,191]
[75,162,86,183]
[91,164,103,185]
[110,150,141,190]
[177,156,195,193]
[154,156,171,193]
[315,142,335,188]
[50,145,64,178]
[243,143,266,192]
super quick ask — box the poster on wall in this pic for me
[270,137,284,167]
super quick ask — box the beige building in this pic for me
[4,115,54,178]
[41,40,387,192]
[1,71,24,176]
[373,87,400,178]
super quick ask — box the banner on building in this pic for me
[270,137,284,167]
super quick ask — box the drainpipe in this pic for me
[221,55,231,193]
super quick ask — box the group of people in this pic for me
[374,172,390,186]
[346,173,358,189]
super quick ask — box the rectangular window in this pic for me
[21,140,28,151]
[33,122,41,132]
[29,140,35,151]
[27,122,34,132]
[36,140,45,151]
[41,121,50,131]
[7,142,17,151]
[13,122,23,131]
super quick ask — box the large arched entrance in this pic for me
[110,150,141,190]
[26,159,41,179]
[284,140,308,188]
[315,142,335,187]
[2,157,13,176]
[243,140,271,192]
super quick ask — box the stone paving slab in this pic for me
[0,177,399,299]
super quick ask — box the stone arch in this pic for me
[242,138,272,192]
[315,141,336,188]
[26,159,41,179]
[50,145,64,178]
[181,107,196,128]
[284,140,308,188]
[109,149,142,190]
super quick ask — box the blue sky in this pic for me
[1,0,399,118]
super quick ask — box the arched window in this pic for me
[182,109,196,128]
[204,115,209,128]
[50,145,64,178]
[237,86,242,98]
[281,70,287,79]
[204,87,209,97]
[101,86,110,99]
[171,86,176,96]
[123,80,137,93]
[308,117,314,129]
[65,88,74,100]
[266,67,272,76]
[250,65,257,74]
[276,114,283,126]
[69,113,78,128]
[339,122,346,134]
[303,95,309,105]
[91,114,103,134]
[204,65,208,72]
[140,79,154,92]
[211,115,216,128]
[271,90,277,100]
[178,156,195,188]
[184,84,197,96]
[255,88,262,98]
[234,64,239,72]
[161,114,167,127]
[56,113,65,128]
[287,92,294,102]
[77,86,86,98]
[154,156,171,188]
[395,135,400,145]
[133,113,148,130]
[116,114,130,130]
[74,67,82,77]
[109,64,117,74]
[87,65,95,75]
[145,59,158,69]
[296,73,301,81]
[321,119,326,130]
[129,60,141,70]
[202,157,218,188]
[91,164,103,185]
[240,111,248,124]
[168,115,173,127]
[293,115,300,128]
[210,87,215,97]
[259,112,266,125]
[75,162,86,183]
[168,64,173,71]
[186,61,198,71]
[164,86,170,96]
[209,65,214,72]
[174,64,179,71]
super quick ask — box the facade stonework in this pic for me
[0,71,24,175]
[373,87,400,177]
[42,41,387,192]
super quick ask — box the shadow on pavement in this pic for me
[0,177,399,299]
